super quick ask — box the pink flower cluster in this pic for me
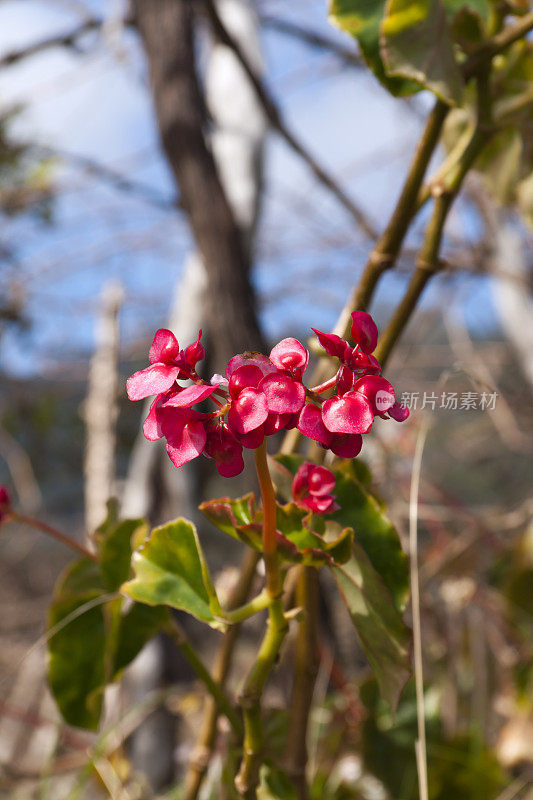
[126,312,408,478]
[292,463,338,514]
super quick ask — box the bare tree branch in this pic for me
[258,15,363,69]
[204,0,378,241]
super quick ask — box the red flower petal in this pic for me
[297,404,332,447]
[235,426,265,449]
[263,412,293,436]
[300,495,337,514]
[229,365,264,398]
[329,433,363,458]
[269,338,309,377]
[292,462,314,499]
[308,465,336,497]
[259,373,306,414]
[0,485,11,523]
[143,396,164,441]
[350,311,378,354]
[184,330,205,368]
[162,382,220,408]
[165,418,207,468]
[337,364,354,395]
[204,426,244,477]
[226,353,277,381]
[352,376,395,414]
[322,394,373,435]
[148,328,180,365]
[388,401,410,422]
[227,387,268,434]
[126,364,180,401]
[311,329,348,360]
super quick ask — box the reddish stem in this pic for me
[310,374,337,395]
[10,512,97,562]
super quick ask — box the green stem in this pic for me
[183,549,260,800]
[224,589,271,623]
[375,77,494,368]
[235,443,290,799]
[165,619,242,736]
[285,566,320,800]
[10,511,98,562]
[341,99,449,323]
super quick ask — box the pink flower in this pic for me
[126,314,409,478]
[292,462,338,514]
[353,375,395,415]
[204,424,244,477]
[127,329,205,401]
[227,365,269,436]
[259,373,306,415]
[311,329,347,361]
[269,338,308,379]
[322,392,374,435]
[0,486,11,523]
[162,408,207,469]
[350,311,378,354]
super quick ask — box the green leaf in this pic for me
[47,558,107,730]
[332,540,412,711]
[381,0,464,105]
[113,602,170,676]
[329,0,418,96]
[201,489,353,568]
[47,553,170,730]
[360,679,508,800]
[122,518,226,630]
[95,516,148,592]
[199,493,257,540]
[331,460,409,611]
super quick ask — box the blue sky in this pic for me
[0,0,499,377]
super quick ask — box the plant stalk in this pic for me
[165,618,242,736]
[375,78,495,368]
[183,549,260,800]
[285,565,320,800]
[235,442,289,799]
[10,511,98,562]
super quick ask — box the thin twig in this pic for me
[203,0,377,241]
[10,511,97,561]
[375,74,495,368]
[259,16,363,69]
[165,619,242,736]
[410,417,431,800]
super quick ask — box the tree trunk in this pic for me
[134,0,265,362]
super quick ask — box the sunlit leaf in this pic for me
[201,490,352,567]
[328,0,418,95]
[381,0,464,105]
[122,518,226,630]
[95,514,148,592]
[332,540,412,710]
